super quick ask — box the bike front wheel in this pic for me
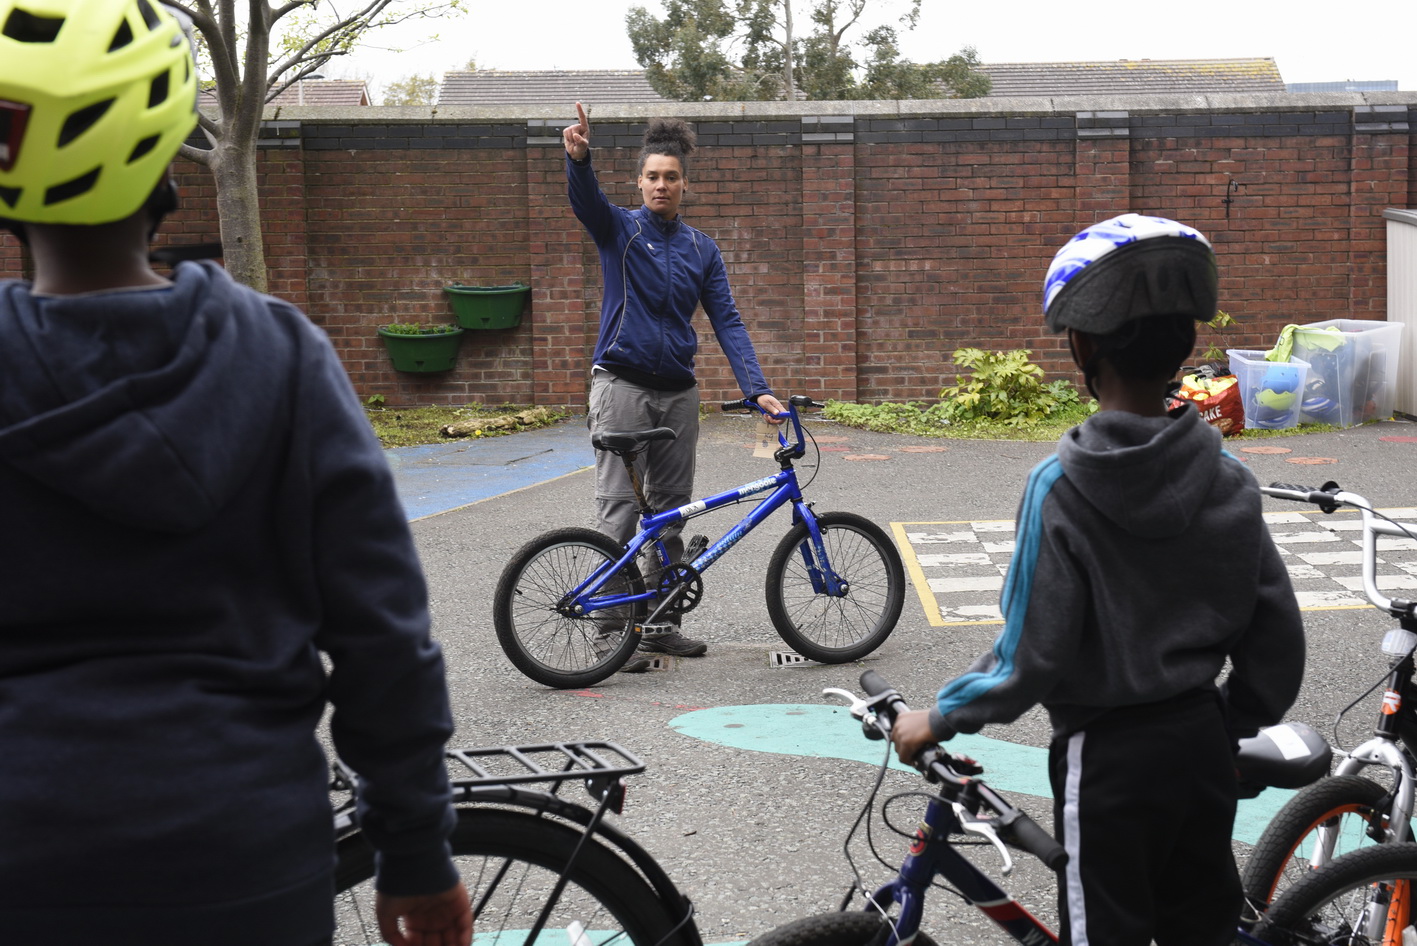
[1256,841,1417,945]
[335,807,692,946]
[747,911,940,946]
[494,527,645,688]
[765,512,905,663]
[1243,775,1402,912]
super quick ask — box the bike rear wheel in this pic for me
[765,512,905,663]
[746,911,940,946]
[1243,775,1400,912]
[494,528,645,688]
[1257,842,1417,945]
[335,807,690,946]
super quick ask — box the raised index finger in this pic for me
[576,101,590,132]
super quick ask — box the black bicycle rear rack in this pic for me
[333,741,645,813]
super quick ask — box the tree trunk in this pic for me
[209,137,269,292]
[782,0,796,99]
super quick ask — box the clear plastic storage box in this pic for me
[1226,350,1311,430]
[1286,319,1405,427]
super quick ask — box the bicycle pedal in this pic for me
[683,534,709,561]
[637,623,675,638]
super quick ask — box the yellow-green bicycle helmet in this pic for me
[0,0,197,225]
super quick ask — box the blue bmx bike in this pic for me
[493,395,906,688]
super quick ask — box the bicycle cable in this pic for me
[1332,668,1392,755]
[842,737,895,898]
[796,421,822,493]
[841,737,976,915]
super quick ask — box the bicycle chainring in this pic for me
[657,564,704,616]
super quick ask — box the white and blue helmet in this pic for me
[1043,214,1218,335]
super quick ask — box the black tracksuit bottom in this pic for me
[1048,689,1243,946]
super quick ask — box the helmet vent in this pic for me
[109,18,133,50]
[44,167,100,205]
[1,100,31,172]
[0,185,19,209]
[135,0,161,30]
[128,134,160,163]
[149,71,170,108]
[58,99,115,147]
[2,8,64,42]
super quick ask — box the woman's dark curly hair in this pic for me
[637,118,696,175]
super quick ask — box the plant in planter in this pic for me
[377,322,465,373]
[444,282,530,330]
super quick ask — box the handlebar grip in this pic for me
[720,399,753,413]
[860,669,891,697]
[1002,812,1068,872]
[1263,481,1342,513]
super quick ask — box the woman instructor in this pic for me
[563,102,785,663]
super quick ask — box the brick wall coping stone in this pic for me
[260,92,1417,125]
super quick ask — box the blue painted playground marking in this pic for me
[386,422,593,521]
[669,703,1293,845]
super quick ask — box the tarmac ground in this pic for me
[391,410,1417,945]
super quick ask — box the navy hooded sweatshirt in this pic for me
[0,262,457,944]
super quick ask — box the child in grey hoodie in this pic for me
[892,215,1304,946]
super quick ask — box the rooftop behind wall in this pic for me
[5,94,1413,408]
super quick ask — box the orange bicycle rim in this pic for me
[1383,878,1411,946]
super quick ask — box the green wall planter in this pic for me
[378,325,465,373]
[445,283,529,330]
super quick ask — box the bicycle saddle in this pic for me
[591,427,677,453]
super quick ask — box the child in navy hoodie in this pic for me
[0,2,469,943]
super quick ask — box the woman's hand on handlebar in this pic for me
[890,709,938,767]
[755,393,787,425]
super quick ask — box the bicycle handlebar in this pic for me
[856,671,1069,872]
[1260,481,1417,618]
[719,394,826,415]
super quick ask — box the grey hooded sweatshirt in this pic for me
[928,405,1304,742]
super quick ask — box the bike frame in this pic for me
[1263,488,1417,868]
[864,792,1056,946]
[855,762,1293,946]
[561,404,845,622]
[835,679,1291,946]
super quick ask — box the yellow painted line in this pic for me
[893,519,1014,628]
[890,521,944,627]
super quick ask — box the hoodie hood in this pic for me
[0,263,285,533]
[1056,404,1221,539]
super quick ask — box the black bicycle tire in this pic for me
[765,512,906,663]
[493,527,644,688]
[1256,841,1417,943]
[1242,774,1397,909]
[335,807,690,946]
[747,911,941,946]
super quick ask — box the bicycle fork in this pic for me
[793,505,849,598]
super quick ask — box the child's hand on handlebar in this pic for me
[755,394,787,425]
[890,709,939,766]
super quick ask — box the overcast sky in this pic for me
[335,0,1417,97]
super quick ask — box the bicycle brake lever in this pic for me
[823,687,870,717]
[822,688,890,738]
[954,804,1014,875]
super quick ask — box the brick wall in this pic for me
[6,96,1413,408]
